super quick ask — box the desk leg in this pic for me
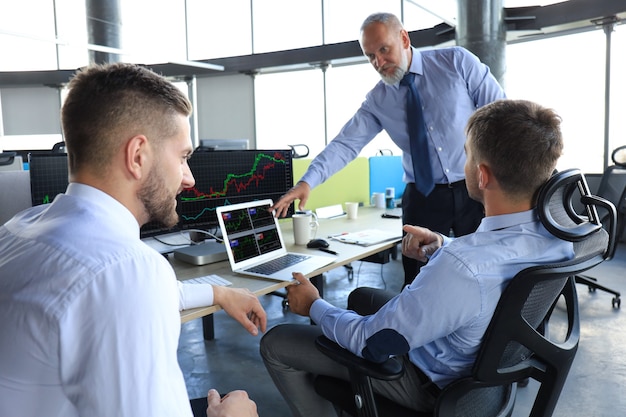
[311,274,324,299]
[202,315,215,341]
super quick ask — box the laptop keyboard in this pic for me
[245,253,311,275]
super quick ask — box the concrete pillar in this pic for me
[456,0,507,88]
[85,0,122,63]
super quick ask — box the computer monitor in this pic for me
[177,149,294,232]
[199,139,249,151]
[28,150,295,238]
[28,153,69,206]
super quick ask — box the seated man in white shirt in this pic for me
[0,63,261,417]
[260,99,572,416]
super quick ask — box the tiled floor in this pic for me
[178,243,626,416]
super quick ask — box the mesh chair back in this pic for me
[437,169,616,417]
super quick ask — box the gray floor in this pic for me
[178,243,626,416]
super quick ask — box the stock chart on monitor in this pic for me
[27,149,294,237]
[177,149,294,231]
[29,154,69,207]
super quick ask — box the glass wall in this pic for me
[186,0,253,60]
[507,25,625,173]
[254,69,326,156]
[0,0,623,175]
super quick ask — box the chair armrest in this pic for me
[315,335,404,381]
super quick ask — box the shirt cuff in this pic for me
[178,281,214,311]
[309,298,335,323]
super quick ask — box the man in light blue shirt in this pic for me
[261,99,572,416]
[271,12,506,287]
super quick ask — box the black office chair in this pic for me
[574,145,626,308]
[51,141,67,153]
[313,168,617,417]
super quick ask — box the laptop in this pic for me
[216,199,335,281]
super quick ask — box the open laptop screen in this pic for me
[219,201,281,263]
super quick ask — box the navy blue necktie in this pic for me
[400,72,434,196]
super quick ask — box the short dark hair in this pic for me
[466,99,563,199]
[61,62,192,174]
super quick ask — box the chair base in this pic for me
[575,274,621,308]
[314,375,430,417]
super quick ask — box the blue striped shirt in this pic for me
[301,46,506,187]
[310,209,574,387]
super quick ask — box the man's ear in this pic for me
[401,29,411,49]
[125,135,149,181]
[478,163,491,189]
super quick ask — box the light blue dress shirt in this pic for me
[301,46,506,187]
[310,209,574,387]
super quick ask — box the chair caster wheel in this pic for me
[612,297,621,308]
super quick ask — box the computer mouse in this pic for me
[307,238,329,249]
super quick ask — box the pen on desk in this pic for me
[327,232,347,238]
[318,247,339,255]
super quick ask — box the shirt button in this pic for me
[429,126,434,131]
[437,147,443,152]
[445,168,450,173]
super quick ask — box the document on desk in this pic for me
[331,229,402,246]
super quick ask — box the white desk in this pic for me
[176,206,402,325]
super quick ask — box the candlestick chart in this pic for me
[177,149,294,230]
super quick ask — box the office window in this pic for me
[402,0,456,33]
[186,0,252,60]
[254,69,325,156]
[507,29,608,173]
[252,0,322,53]
[55,1,89,70]
[0,0,57,71]
[325,62,400,157]
[120,0,188,64]
[609,26,626,162]
[322,0,402,44]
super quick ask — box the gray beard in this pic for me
[379,51,409,85]
[380,66,406,85]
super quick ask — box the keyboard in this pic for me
[245,253,310,275]
[185,274,233,286]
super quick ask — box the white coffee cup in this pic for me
[345,202,359,219]
[371,192,385,209]
[292,212,319,245]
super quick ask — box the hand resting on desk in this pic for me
[212,286,267,336]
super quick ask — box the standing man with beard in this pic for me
[271,12,506,287]
[0,63,262,417]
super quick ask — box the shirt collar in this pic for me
[65,182,141,237]
[391,46,423,89]
[477,209,538,232]
[408,46,423,76]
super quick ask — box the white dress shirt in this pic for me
[0,183,211,416]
